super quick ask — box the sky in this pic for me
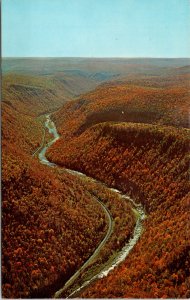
[2,0,190,57]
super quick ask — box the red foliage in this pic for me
[3,68,190,298]
[2,102,108,298]
[47,87,190,298]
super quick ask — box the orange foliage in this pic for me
[47,105,190,298]
[2,103,108,298]
[3,65,190,298]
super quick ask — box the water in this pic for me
[67,200,145,298]
[38,115,59,167]
[37,115,146,298]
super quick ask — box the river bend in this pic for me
[37,115,146,298]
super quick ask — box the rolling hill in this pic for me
[2,58,190,298]
[46,65,190,298]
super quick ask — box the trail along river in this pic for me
[37,115,146,298]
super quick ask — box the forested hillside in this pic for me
[47,72,190,298]
[2,58,190,298]
[50,75,189,140]
[2,58,137,298]
[2,98,115,298]
[2,74,70,116]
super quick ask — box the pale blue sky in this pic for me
[2,0,190,57]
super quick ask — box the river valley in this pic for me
[36,115,146,298]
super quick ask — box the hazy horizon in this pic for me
[3,56,190,59]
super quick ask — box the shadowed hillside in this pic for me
[2,74,69,116]
[2,58,138,298]
[3,57,190,100]
[47,121,190,298]
[2,58,190,298]
[50,74,189,142]
[46,66,190,298]
[2,98,115,297]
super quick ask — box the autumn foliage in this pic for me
[2,79,135,298]
[2,61,190,298]
[2,93,112,298]
[52,79,189,141]
[47,79,190,298]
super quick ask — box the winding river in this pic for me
[38,115,59,167]
[37,115,146,298]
